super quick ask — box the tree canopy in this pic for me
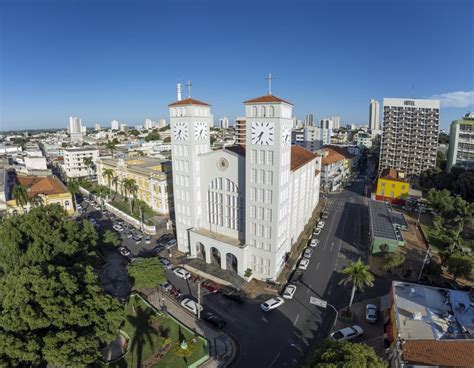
[144,130,161,142]
[127,258,166,289]
[306,340,386,368]
[420,167,474,202]
[445,254,473,281]
[438,131,449,144]
[0,204,124,366]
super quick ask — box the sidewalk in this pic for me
[146,291,237,368]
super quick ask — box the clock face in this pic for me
[173,122,189,141]
[251,122,274,145]
[282,126,291,146]
[194,122,208,140]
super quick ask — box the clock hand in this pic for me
[256,131,263,143]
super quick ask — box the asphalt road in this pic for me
[165,165,391,367]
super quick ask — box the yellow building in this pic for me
[7,175,74,215]
[96,157,173,215]
[375,168,409,205]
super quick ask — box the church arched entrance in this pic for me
[210,247,221,266]
[226,253,238,273]
[196,242,206,261]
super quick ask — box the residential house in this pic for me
[375,168,409,205]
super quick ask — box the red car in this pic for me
[202,281,221,293]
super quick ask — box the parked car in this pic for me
[116,219,124,226]
[282,284,297,300]
[303,248,314,258]
[159,258,173,269]
[298,258,310,270]
[124,230,133,238]
[76,204,82,210]
[366,304,378,323]
[93,204,101,211]
[291,271,303,284]
[260,297,284,312]
[173,267,191,280]
[330,325,364,341]
[202,312,226,328]
[144,236,152,244]
[313,228,321,236]
[165,239,177,249]
[222,291,245,303]
[309,239,319,248]
[161,282,172,292]
[102,209,107,215]
[157,233,174,244]
[113,224,124,232]
[317,221,325,229]
[118,246,132,258]
[132,235,142,244]
[322,211,329,219]
[89,218,97,225]
[150,245,164,256]
[202,281,221,294]
[180,298,203,315]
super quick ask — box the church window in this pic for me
[251,149,257,164]
[258,189,265,202]
[259,150,266,165]
[252,106,257,117]
[250,169,256,183]
[269,106,275,117]
[266,190,272,204]
[265,259,270,267]
[265,226,271,239]
[225,179,230,191]
[261,106,266,117]
[258,207,264,220]
[258,224,264,237]
[266,171,273,185]
[251,223,256,235]
[267,151,274,165]
[250,205,256,219]
[182,107,187,116]
[265,208,272,222]
[259,170,265,184]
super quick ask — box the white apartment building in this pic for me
[355,131,372,148]
[145,118,154,130]
[95,123,101,131]
[69,116,83,143]
[62,147,99,179]
[120,124,129,133]
[170,93,321,281]
[369,99,380,133]
[320,118,335,130]
[220,117,230,129]
[447,112,474,171]
[111,120,119,130]
[379,98,439,176]
[157,118,167,128]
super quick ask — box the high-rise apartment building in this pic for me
[144,118,154,130]
[379,98,439,176]
[94,123,101,131]
[111,120,119,130]
[68,117,83,143]
[220,117,230,129]
[120,124,128,133]
[320,118,334,130]
[234,117,246,146]
[304,114,314,127]
[446,112,474,172]
[332,116,340,129]
[369,99,380,133]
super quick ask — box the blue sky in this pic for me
[1,0,473,131]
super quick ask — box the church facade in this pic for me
[170,93,321,281]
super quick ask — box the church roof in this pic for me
[221,145,316,171]
[243,94,293,105]
[168,98,211,107]
[290,145,317,171]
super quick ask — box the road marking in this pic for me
[330,243,335,252]
[306,284,312,294]
[323,242,327,250]
[294,313,300,326]
[269,352,281,368]
[316,262,320,270]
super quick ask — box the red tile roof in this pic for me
[402,340,474,367]
[168,98,210,107]
[243,94,293,105]
[326,145,356,159]
[17,176,68,198]
[321,149,345,165]
[219,145,316,171]
[379,168,408,183]
[290,145,317,171]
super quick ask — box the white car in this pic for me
[330,325,364,341]
[180,298,203,315]
[282,285,297,300]
[366,304,378,323]
[309,239,319,247]
[144,236,152,244]
[118,246,131,258]
[298,258,309,270]
[173,267,191,280]
[303,248,314,258]
[313,228,321,236]
[165,239,177,249]
[113,224,124,232]
[260,297,284,312]
[317,221,325,229]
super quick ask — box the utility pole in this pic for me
[418,245,431,281]
[197,281,202,320]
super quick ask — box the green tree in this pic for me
[111,176,119,200]
[83,156,94,179]
[66,179,80,210]
[145,130,161,142]
[339,258,374,310]
[0,204,123,366]
[126,305,158,367]
[436,151,446,170]
[127,179,138,214]
[163,137,171,143]
[127,258,166,289]
[12,184,29,210]
[102,229,121,247]
[102,168,115,193]
[106,140,117,157]
[438,131,449,144]
[446,254,473,282]
[306,340,386,368]
[129,129,140,136]
[382,252,405,272]
[158,125,169,132]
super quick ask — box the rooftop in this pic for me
[379,168,408,183]
[243,94,293,105]
[368,200,400,241]
[402,340,474,368]
[168,98,211,107]
[100,157,171,177]
[17,175,68,198]
[321,149,345,165]
[64,146,98,152]
[392,281,474,341]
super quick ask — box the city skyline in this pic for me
[1,0,473,130]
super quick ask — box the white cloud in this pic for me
[430,91,474,108]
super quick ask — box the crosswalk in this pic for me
[326,199,360,209]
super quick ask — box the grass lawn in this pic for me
[421,224,447,251]
[109,295,207,368]
[110,200,155,226]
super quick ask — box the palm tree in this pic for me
[106,140,117,158]
[83,157,94,180]
[12,184,28,212]
[67,179,80,210]
[102,168,114,195]
[128,179,138,214]
[121,178,130,200]
[339,258,374,311]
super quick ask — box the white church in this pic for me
[170,84,321,281]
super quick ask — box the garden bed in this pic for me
[108,294,207,368]
[110,200,155,226]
